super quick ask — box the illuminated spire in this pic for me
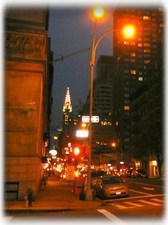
[63,87,72,113]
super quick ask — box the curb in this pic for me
[4,208,74,214]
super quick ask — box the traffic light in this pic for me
[74,147,80,156]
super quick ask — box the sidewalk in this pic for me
[4,176,103,214]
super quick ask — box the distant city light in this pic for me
[76,129,89,138]
[49,149,57,156]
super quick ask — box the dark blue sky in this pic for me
[48,7,113,131]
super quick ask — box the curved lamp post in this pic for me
[85,6,136,200]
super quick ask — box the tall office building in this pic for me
[89,55,117,162]
[63,87,73,125]
[94,55,114,124]
[112,7,164,164]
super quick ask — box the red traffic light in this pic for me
[74,147,80,156]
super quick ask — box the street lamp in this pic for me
[85,6,136,201]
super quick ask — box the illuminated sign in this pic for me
[76,130,89,138]
[82,116,99,123]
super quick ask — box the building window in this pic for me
[131,52,136,57]
[144,60,151,64]
[144,43,151,47]
[124,69,129,73]
[143,16,151,20]
[144,49,151,53]
[124,99,130,104]
[124,105,130,110]
[138,77,143,81]
[144,38,150,42]
[131,70,136,75]
[124,58,129,62]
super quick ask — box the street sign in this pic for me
[82,116,99,123]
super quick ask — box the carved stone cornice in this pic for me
[6,31,47,61]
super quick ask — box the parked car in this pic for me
[132,169,148,178]
[94,175,129,199]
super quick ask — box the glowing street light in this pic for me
[85,6,136,201]
[91,6,106,20]
[122,24,136,39]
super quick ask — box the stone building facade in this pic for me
[4,8,53,199]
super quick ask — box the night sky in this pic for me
[48,6,113,133]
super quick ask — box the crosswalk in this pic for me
[108,198,164,209]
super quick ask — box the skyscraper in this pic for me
[112,7,164,165]
[63,87,73,125]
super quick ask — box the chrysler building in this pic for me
[63,87,72,125]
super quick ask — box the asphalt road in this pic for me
[3,178,166,225]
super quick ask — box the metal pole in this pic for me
[85,20,114,201]
[85,19,97,201]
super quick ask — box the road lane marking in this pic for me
[104,193,164,203]
[129,188,151,195]
[105,196,164,209]
[125,202,143,207]
[128,181,162,188]
[138,199,161,206]
[151,198,163,203]
[98,209,127,225]
[113,203,127,209]
[142,187,155,191]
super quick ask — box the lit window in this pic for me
[131,52,136,57]
[131,70,136,75]
[138,77,143,81]
[144,43,151,47]
[143,16,151,20]
[144,49,151,53]
[138,43,142,47]
[124,105,130,110]
[116,121,119,126]
[144,60,150,64]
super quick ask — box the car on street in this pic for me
[94,175,129,199]
[132,169,148,178]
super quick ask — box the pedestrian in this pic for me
[26,187,33,207]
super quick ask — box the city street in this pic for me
[4,176,165,224]
[4,6,165,225]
